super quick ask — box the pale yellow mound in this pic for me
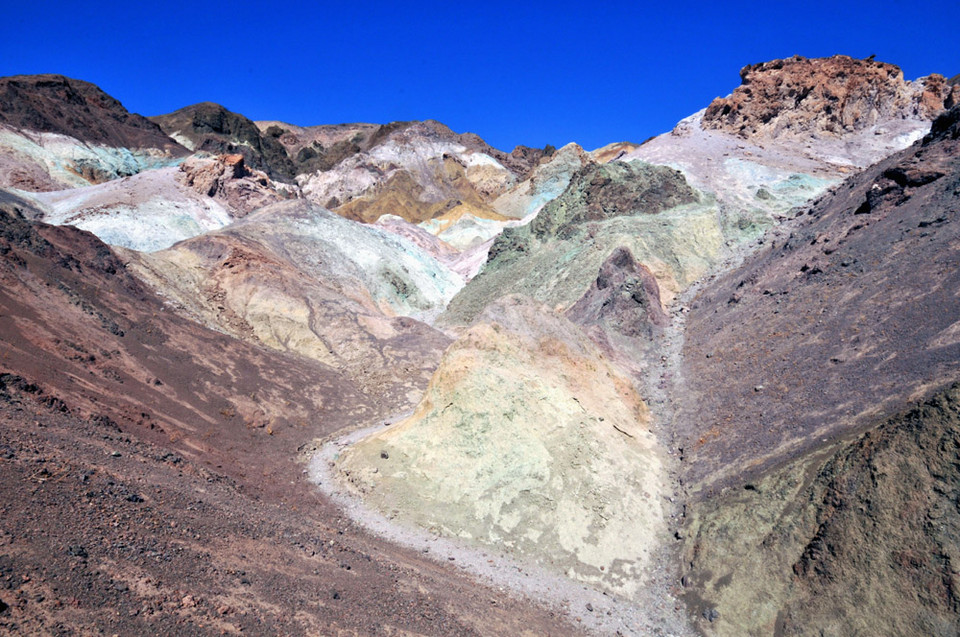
[337,297,667,598]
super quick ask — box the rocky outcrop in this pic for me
[525,161,698,240]
[701,55,957,140]
[151,102,297,181]
[441,160,719,326]
[177,153,284,217]
[0,74,185,153]
[684,383,960,636]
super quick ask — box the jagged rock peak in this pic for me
[701,55,959,139]
[0,74,186,153]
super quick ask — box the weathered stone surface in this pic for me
[702,55,956,140]
[566,246,668,338]
[441,160,718,327]
[683,384,960,636]
[151,102,297,181]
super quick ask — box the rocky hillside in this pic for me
[676,103,960,635]
[0,57,958,636]
[680,103,960,492]
[0,74,185,152]
[0,75,187,192]
[0,191,569,636]
[151,102,298,181]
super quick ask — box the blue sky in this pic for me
[3,1,957,151]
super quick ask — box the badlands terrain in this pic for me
[0,55,958,635]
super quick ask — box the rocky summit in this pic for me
[0,55,958,636]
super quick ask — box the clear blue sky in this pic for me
[2,1,957,151]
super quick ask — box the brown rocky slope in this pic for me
[676,104,960,635]
[0,74,186,153]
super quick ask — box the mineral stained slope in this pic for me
[0,191,573,637]
[2,58,959,637]
[0,75,187,192]
[0,74,185,152]
[337,296,667,598]
[628,56,957,250]
[124,200,458,401]
[440,159,722,326]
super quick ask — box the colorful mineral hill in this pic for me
[0,54,959,636]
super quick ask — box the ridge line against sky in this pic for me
[2,0,957,151]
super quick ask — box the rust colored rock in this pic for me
[220,153,247,175]
[702,55,954,139]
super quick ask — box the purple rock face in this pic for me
[566,246,667,337]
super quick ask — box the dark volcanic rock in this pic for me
[566,247,667,337]
[151,102,296,181]
[528,161,698,240]
[0,74,186,153]
[681,103,960,492]
[487,160,697,268]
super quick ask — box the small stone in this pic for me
[111,451,121,457]
[586,603,594,612]
[380,450,389,459]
